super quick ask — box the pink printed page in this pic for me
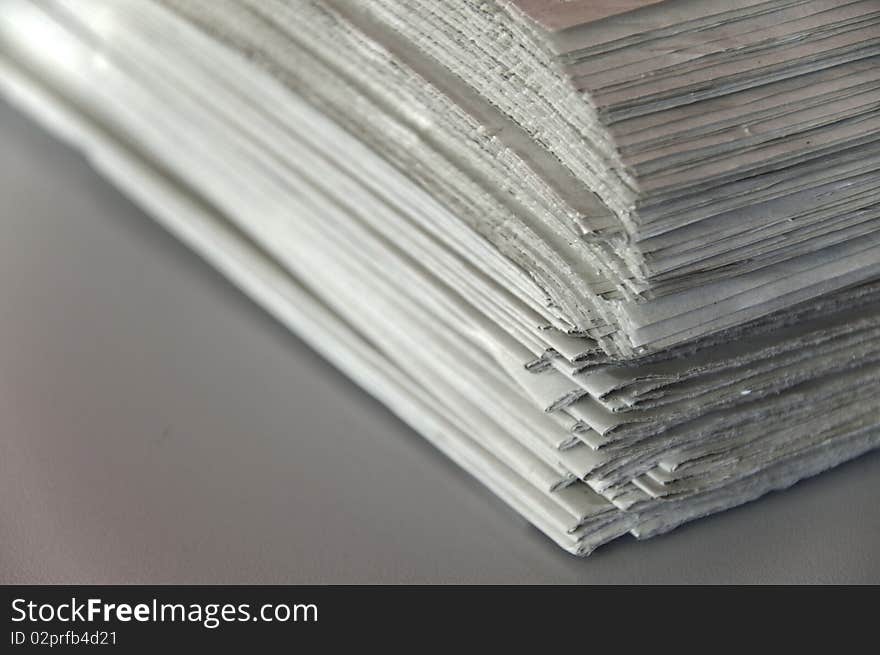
[511,0,667,31]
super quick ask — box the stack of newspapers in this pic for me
[2,0,878,555]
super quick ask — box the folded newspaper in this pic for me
[2,0,878,555]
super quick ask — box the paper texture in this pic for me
[2,0,877,555]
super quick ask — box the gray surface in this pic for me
[1,100,878,584]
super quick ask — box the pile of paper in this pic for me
[2,0,878,554]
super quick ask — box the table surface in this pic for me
[1,100,878,584]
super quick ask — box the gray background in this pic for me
[1,100,878,584]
